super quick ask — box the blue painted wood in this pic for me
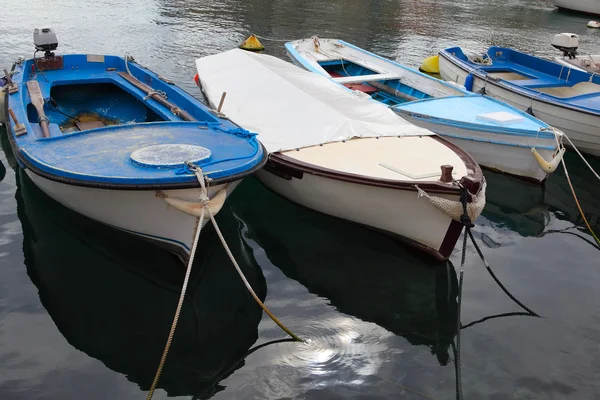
[441,46,600,115]
[286,40,550,138]
[6,54,265,186]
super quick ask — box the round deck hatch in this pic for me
[130,144,212,168]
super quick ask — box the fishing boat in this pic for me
[438,44,600,156]
[17,169,265,397]
[551,33,600,74]
[549,0,600,16]
[285,38,564,183]
[3,29,266,260]
[196,49,485,261]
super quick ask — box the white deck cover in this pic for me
[195,49,431,153]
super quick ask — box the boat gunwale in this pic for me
[4,90,268,190]
[438,49,600,117]
[268,135,483,196]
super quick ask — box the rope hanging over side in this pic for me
[554,134,600,247]
[147,166,303,400]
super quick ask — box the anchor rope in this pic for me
[146,166,303,400]
[453,184,541,400]
[146,189,207,400]
[191,166,304,343]
[553,134,600,247]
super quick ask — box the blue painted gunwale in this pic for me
[392,96,551,139]
[6,54,266,189]
[285,40,550,141]
[439,46,600,116]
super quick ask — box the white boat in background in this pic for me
[549,0,600,16]
[439,45,600,157]
[551,33,600,74]
[195,49,486,260]
[285,38,564,183]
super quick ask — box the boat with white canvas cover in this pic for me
[4,29,267,261]
[549,0,600,16]
[438,44,600,157]
[195,49,485,260]
[285,38,564,183]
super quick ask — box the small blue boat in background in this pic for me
[4,28,266,260]
[286,38,565,183]
[438,45,600,157]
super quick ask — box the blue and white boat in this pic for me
[3,29,266,260]
[438,45,600,157]
[285,38,565,183]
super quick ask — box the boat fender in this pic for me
[531,147,566,173]
[160,187,227,217]
[464,74,474,92]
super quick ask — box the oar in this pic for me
[26,80,51,138]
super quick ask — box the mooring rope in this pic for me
[146,166,303,400]
[453,184,542,400]
[146,191,207,400]
[553,133,600,247]
[190,166,304,343]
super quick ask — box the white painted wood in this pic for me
[26,171,240,257]
[439,55,600,156]
[256,169,456,255]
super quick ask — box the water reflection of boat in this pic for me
[16,169,266,398]
[481,170,548,237]
[232,178,458,365]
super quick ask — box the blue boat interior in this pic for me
[318,59,431,105]
[317,57,546,134]
[444,46,600,107]
[8,54,265,185]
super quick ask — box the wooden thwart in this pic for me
[118,72,196,122]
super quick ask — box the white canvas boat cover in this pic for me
[195,49,432,153]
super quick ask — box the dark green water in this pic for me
[1,1,600,399]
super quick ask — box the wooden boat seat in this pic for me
[532,82,600,98]
[334,73,401,85]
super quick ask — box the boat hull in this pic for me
[256,169,463,260]
[550,0,600,15]
[400,115,555,182]
[26,170,240,260]
[439,54,600,157]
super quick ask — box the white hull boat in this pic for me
[549,0,600,15]
[27,172,240,259]
[551,33,600,74]
[439,46,600,157]
[5,34,266,262]
[285,38,564,183]
[196,49,486,260]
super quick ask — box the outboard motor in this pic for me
[551,33,579,59]
[33,28,59,58]
[32,28,63,71]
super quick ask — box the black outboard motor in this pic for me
[551,33,579,59]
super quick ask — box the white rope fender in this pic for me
[415,180,487,223]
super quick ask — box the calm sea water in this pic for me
[1,1,600,399]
